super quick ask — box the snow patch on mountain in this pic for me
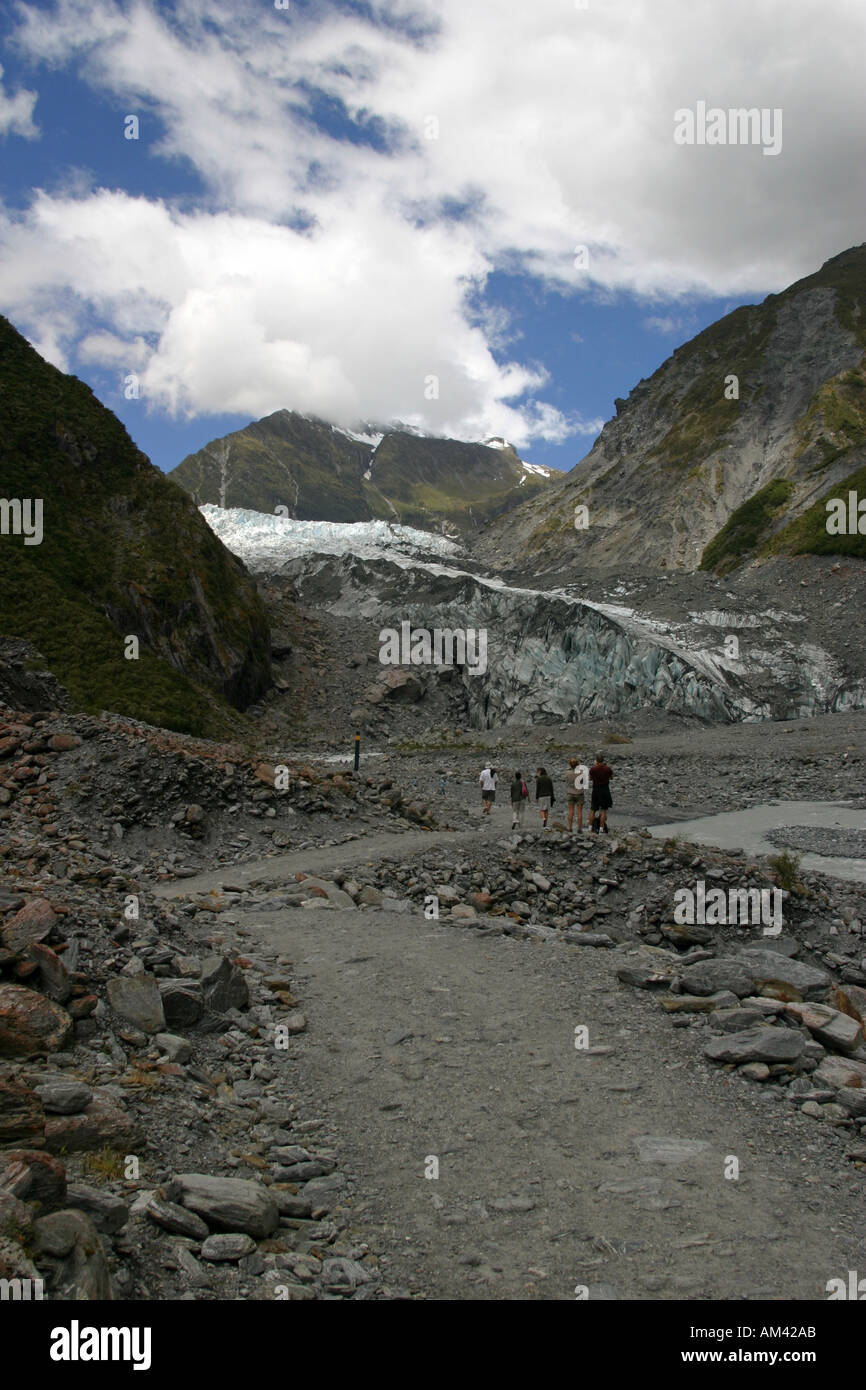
[333,426,385,450]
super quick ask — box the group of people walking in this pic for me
[479,755,613,833]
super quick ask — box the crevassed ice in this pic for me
[200,505,463,566]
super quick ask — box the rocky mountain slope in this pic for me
[474,244,866,579]
[170,411,553,539]
[0,317,271,736]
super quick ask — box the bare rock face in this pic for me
[0,984,73,1057]
[473,247,866,579]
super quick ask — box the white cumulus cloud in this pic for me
[2,0,865,446]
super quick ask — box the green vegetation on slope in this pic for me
[0,316,269,735]
[171,413,552,537]
[765,463,866,560]
[699,479,794,574]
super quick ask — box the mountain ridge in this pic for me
[472,243,866,578]
[169,409,554,538]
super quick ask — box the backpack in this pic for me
[521,780,529,799]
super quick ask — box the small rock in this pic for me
[200,1233,257,1262]
[154,1033,192,1063]
[145,1197,210,1240]
[35,1081,93,1115]
[65,1183,128,1234]
[704,1027,806,1065]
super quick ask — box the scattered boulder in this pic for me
[783,1002,863,1054]
[200,957,250,1014]
[33,1209,113,1300]
[158,982,203,1028]
[44,1095,143,1155]
[64,1183,129,1234]
[200,1233,256,1262]
[679,958,755,998]
[176,1173,279,1239]
[1,898,57,953]
[106,975,166,1034]
[735,948,830,1001]
[35,1081,93,1115]
[145,1196,210,1240]
[0,984,73,1056]
[0,1078,45,1146]
[704,1027,807,1065]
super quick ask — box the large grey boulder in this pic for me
[176,1173,279,1239]
[735,948,830,1001]
[704,1026,807,1065]
[679,958,755,998]
[106,975,165,1033]
[200,957,250,1014]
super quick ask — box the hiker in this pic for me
[589,752,613,834]
[479,766,497,816]
[510,769,530,829]
[566,756,586,833]
[535,766,555,829]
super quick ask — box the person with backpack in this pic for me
[510,770,529,829]
[589,752,613,834]
[479,766,497,817]
[535,766,555,829]
[566,756,587,833]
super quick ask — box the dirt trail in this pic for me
[151,828,480,900]
[157,830,862,1301]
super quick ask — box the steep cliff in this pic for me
[474,245,866,578]
[0,317,270,735]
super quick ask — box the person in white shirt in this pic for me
[479,766,497,816]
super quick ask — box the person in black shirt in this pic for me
[535,766,555,830]
[588,753,613,834]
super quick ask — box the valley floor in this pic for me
[157,826,865,1302]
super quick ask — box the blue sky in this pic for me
[1,0,864,478]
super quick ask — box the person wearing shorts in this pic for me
[589,753,613,834]
[479,766,497,816]
[535,766,554,829]
[566,756,586,833]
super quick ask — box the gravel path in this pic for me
[158,829,866,1302]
